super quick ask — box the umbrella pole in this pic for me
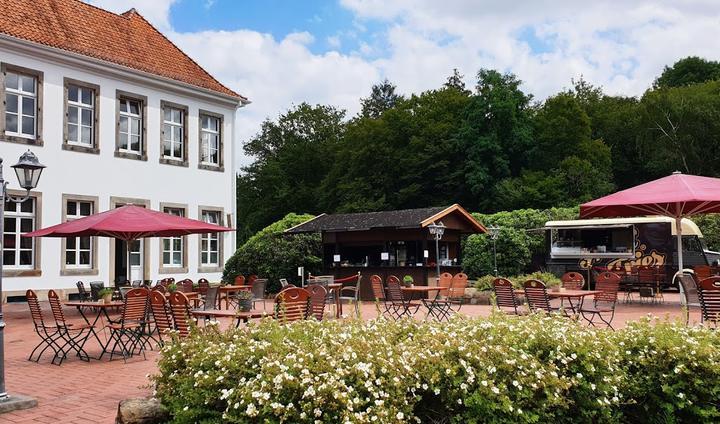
[126,239,132,283]
[676,217,684,273]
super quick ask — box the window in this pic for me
[162,106,184,161]
[200,114,221,166]
[65,200,93,268]
[3,197,35,269]
[64,79,99,152]
[200,210,221,267]
[162,207,184,268]
[119,98,142,154]
[4,70,37,139]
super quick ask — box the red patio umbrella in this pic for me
[580,171,720,271]
[23,205,234,280]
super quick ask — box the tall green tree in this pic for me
[360,79,403,119]
[654,56,720,88]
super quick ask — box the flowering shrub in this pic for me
[153,315,720,423]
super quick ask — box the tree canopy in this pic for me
[235,56,720,243]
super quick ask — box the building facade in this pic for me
[0,1,247,299]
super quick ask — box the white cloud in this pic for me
[327,35,342,49]
[87,1,720,168]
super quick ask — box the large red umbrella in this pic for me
[23,205,234,280]
[580,171,720,271]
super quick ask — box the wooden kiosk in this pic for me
[286,204,486,300]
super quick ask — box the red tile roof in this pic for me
[0,0,245,101]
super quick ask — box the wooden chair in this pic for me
[197,278,210,296]
[447,272,469,310]
[306,284,328,320]
[437,272,454,296]
[274,287,311,323]
[523,280,558,313]
[149,291,174,345]
[234,275,246,286]
[26,289,63,364]
[169,292,193,337]
[370,274,392,318]
[103,288,150,362]
[179,279,194,293]
[386,276,420,319]
[697,276,720,327]
[637,267,659,303]
[152,285,167,294]
[580,272,620,329]
[561,272,585,290]
[492,278,522,315]
[694,265,712,281]
[337,272,362,318]
[47,289,94,363]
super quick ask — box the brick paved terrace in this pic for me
[1,292,698,422]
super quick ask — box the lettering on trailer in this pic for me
[578,224,668,271]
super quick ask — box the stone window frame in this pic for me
[62,78,100,154]
[2,189,42,277]
[198,109,224,172]
[60,194,99,276]
[159,101,189,167]
[158,202,189,274]
[0,63,44,146]
[197,205,224,273]
[114,90,148,161]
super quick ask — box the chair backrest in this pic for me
[274,287,310,322]
[234,275,246,286]
[561,272,585,290]
[48,290,67,326]
[149,291,174,334]
[26,289,46,327]
[448,273,469,298]
[594,277,620,303]
[675,271,700,307]
[119,286,132,300]
[251,278,267,300]
[637,267,656,283]
[492,278,518,311]
[523,279,552,312]
[89,281,104,301]
[339,272,362,300]
[179,279,194,293]
[248,274,258,285]
[370,275,385,300]
[698,276,720,323]
[385,276,404,302]
[131,280,142,288]
[122,288,150,323]
[694,265,713,281]
[203,286,219,311]
[280,278,289,288]
[306,284,328,320]
[153,285,167,294]
[438,272,454,296]
[197,278,210,295]
[596,271,621,286]
[169,291,193,337]
[76,281,88,296]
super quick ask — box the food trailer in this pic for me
[286,204,486,300]
[544,216,720,287]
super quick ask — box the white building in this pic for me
[0,0,248,299]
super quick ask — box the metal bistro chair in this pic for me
[179,279,194,293]
[579,272,620,330]
[251,278,268,311]
[674,270,700,325]
[89,281,105,301]
[149,291,174,345]
[47,289,94,363]
[337,272,362,318]
[697,276,720,327]
[103,288,150,362]
[492,278,523,315]
[274,287,311,323]
[197,278,210,296]
[370,274,392,319]
[76,281,92,302]
[523,280,560,314]
[386,276,420,319]
[561,272,585,290]
[26,289,63,364]
[169,292,194,338]
[306,284,328,321]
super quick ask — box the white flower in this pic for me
[481,380,488,387]
[246,403,258,417]
[491,387,500,394]
[677,392,685,399]
[396,412,404,420]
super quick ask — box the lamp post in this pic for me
[488,226,500,276]
[428,221,446,282]
[0,150,45,410]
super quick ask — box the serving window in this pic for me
[550,225,635,258]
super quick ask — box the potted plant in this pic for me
[167,283,177,293]
[98,288,114,304]
[402,275,414,288]
[235,290,254,312]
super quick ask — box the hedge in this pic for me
[153,315,720,423]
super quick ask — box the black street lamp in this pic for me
[0,150,45,412]
[428,221,446,282]
[488,226,500,276]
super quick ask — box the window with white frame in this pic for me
[200,210,221,266]
[67,85,95,146]
[162,106,184,160]
[4,71,37,139]
[162,207,184,267]
[200,114,220,165]
[65,200,93,268]
[118,98,142,154]
[2,197,35,269]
